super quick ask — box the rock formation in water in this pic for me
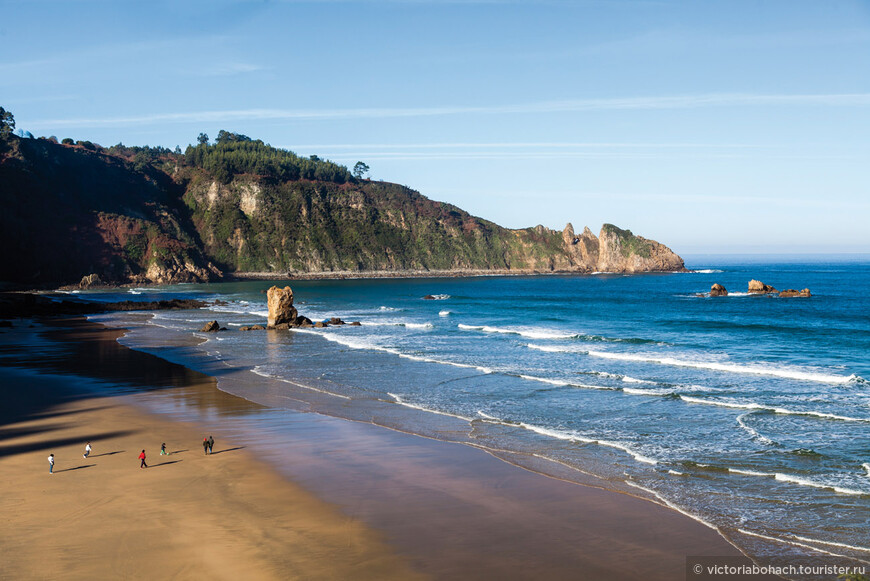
[778,288,812,298]
[710,283,728,297]
[267,286,297,327]
[748,280,778,294]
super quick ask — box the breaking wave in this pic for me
[586,351,862,385]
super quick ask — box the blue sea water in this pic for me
[78,255,870,561]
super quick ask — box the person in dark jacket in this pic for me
[207,435,214,454]
[203,437,209,455]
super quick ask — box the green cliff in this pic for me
[0,129,684,287]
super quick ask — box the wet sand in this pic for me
[0,317,770,580]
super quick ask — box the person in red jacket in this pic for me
[139,449,147,469]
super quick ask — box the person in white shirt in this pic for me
[48,454,54,474]
[83,442,92,459]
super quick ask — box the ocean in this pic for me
[75,255,870,562]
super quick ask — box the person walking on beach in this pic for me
[83,441,91,459]
[48,454,54,474]
[207,435,214,454]
[160,442,168,456]
[203,437,209,455]
[139,449,147,469]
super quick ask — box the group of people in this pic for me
[47,436,216,473]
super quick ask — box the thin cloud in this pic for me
[194,62,269,77]
[282,141,764,149]
[25,92,870,130]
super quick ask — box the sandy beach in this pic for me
[0,315,772,580]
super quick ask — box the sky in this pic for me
[2,0,869,254]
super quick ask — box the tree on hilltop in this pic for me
[0,106,15,139]
[197,132,209,145]
[353,161,370,180]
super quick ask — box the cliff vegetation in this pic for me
[0,111,685,287]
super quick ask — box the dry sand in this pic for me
[0,366,423,581]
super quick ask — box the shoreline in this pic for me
[227,268,681,281]
[2,266,687,294]
[0,315,774,580]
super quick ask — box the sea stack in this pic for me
[748,280,777,294]
[779,288,812,298]
[267,286,297,327]
[710,283,728,297]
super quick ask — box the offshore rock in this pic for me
[779,288,812,298]
[239,324,266,331]
[144,258,222,285]
[267,286,297,327]
[710,283,728,297]
[79,274,103,288]
[748,280,778,294]
[200,320,220,332]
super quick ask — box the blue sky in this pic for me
[3,0,869,253]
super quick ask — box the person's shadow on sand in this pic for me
[151,460,182,468]
[210,446,245,455]
[91,451,124,457]
[55,464,95,473]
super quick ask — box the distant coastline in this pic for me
[228,267,687,281]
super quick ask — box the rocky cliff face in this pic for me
[0,136,221,286]
[596,224,685,273]
[0,134,685,287]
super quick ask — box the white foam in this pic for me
[735,413,775,445]
[701,463,870,496]
[774,473,865,495]
[209,302,270,319]
[439,310,451,317]
[728,467,774,477]
[625,481,718,530]
[476,411,501,422]
[515,422,657,465]
[596,439,658,465]
[378,306,399,311]
[680,395,869,423]
[388,393,474,422]
[426,294,450,300]
[518,422,593,443]
[789,535,870,555]
[251,366,352,399]
[621,375,656,384]
[863,463,870,478]
[399,353,492,374]
[587,350,860,385]
[691,269,724,274]
[518,374,615,390]
[459,324,578,340]
[623,387,676,396]
[668,470,685,476]
[527,343,587,353]
[737,529,870,563]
